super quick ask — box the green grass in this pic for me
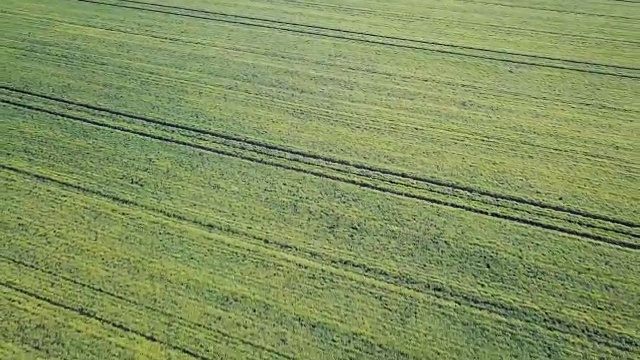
[1,0,639,359]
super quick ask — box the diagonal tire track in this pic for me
[5,11,640,115]
[113,0,640,72]
[2,85,636,240]
[2,97,639,250]
[459,0,640,20]
[5,38,638,181]
[0,256,297,360]
[73,0,640,79]
[1,164,638,353]
[4,39,638,165]
[2,85,638,233]
[273,0,640,45]
[3,40,638,187]
[0,281,212,360]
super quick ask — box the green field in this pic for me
[1,0,639,359]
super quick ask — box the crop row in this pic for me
[76,0,639,78]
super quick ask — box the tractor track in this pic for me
[457,0,640,20]
[0,87,636,238]
[273,0,640,21]
[268,0,640,45]
[2,85,638,232]
[0,281,212,360]
[4,41,638,178]
[0,256,296,360]
[6,10,640,116]
[1,164,638,353]
[74,0,640,79]
[2,92,638,249]
[3,0,639,356]
[110,0,640,72]
[0,254,414,359]
[4,35,638,177]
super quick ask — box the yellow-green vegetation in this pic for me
[1,0,639,359]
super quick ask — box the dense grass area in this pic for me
[1,0,639,359]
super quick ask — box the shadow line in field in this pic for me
[74,0,640,79]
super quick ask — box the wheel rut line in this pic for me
[11,39,640,138]
[6,19,640,116]
[276,0,640,45]
[0,281,212,360]
[74,0,639,79]
[2,85,637,231]
[458,0,640,20]
[0,256,297,360]
[0,256,414,360]
[1,164,637,352]
[6,46,639,175]
[21,29,640,121]
[106,123,639,238]
[3,98,638,249]
[10,38,640,143]
[105,0,640,73]
[8,44,640,174]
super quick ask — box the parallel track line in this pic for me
[0,255,297,360]
[113,0,640,72]
[2,98,637,249]
[0,281,211,360]
[272,0,640,45]
[73,0,640,79]
[458,0,640,19]
[3,87,637,239]
[1,164,637,352]
[5,12,639,114]
[3,86,637,230]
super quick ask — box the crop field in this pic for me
[1,0,639,359]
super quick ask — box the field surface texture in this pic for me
[1,0,639,359]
